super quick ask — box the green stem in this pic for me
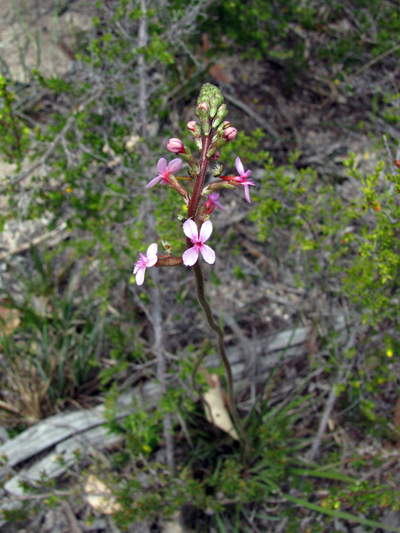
[191,261,251,459]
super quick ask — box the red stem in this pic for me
[156,257,183,267]
[187,133,212,221]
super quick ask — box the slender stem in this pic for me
[191,261,251,459]
[187,134,212,219]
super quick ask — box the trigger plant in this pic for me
[133,84,253,457]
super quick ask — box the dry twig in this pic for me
[307,331,356,462]
[223,92,280,140]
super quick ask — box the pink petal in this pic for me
[183,219,198,241]
[147,243,158,258]
[146,175,163,188]
[157,158,167,174]
[133,263,140,275]
[146,243,158,266]
[199,220,213,243]
[182,247,199,266]
[167,158,183,174]
[243,184,251,203]
[244,169,252,179]
[200,244,215,264]
[135,266,146,285]
[235,156,245,176]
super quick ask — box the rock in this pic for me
[381,510,400,531]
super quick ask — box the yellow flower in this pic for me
[387,348,393,358]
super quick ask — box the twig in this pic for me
[60,500,83,533]
[353,43,400,76]
[176,412,193,449]
[1,490,71,501]
[307,332,356,462]
[138,0,148,139]
[223,92,280,139]
[148,218,176,475]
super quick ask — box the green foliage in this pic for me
[101,382,312,527]
[251,149,400,328]
[220,129,270,168]
[0,76,30,170]
[340,155,400,326]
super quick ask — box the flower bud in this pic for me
[196,102,209,121]
[166,138,186,154]
[212,104,228,128]
[213,164,223,177]
[222,121,231,129]
[187,121,197,132]
[212,150,220,160]
[223,127,237,141]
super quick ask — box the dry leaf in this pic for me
[203,372,239,440]
[84,474,122,514]
[31,296,52,318]
[0,306,20,337]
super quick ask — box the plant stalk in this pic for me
[191,261,251,459]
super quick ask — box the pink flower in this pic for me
[133,243,158,285]
[224,157,254,203]
[166,138,186,154]
[146,158,183,188]
[205,192,226,214]
[223,127,238,141]
[182,220,215,266]
[187,121,197,132]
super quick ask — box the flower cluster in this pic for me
[133,83,254,286]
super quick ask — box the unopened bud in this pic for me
[213,164,223,177]
[212,104,228,129]
[222,121,231,129]
[212,150,220,160]
[187,121,202,141]
[223,127,237,141]
[207,146,218,158]
[166,138,186,154]
[196,102,209,121]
